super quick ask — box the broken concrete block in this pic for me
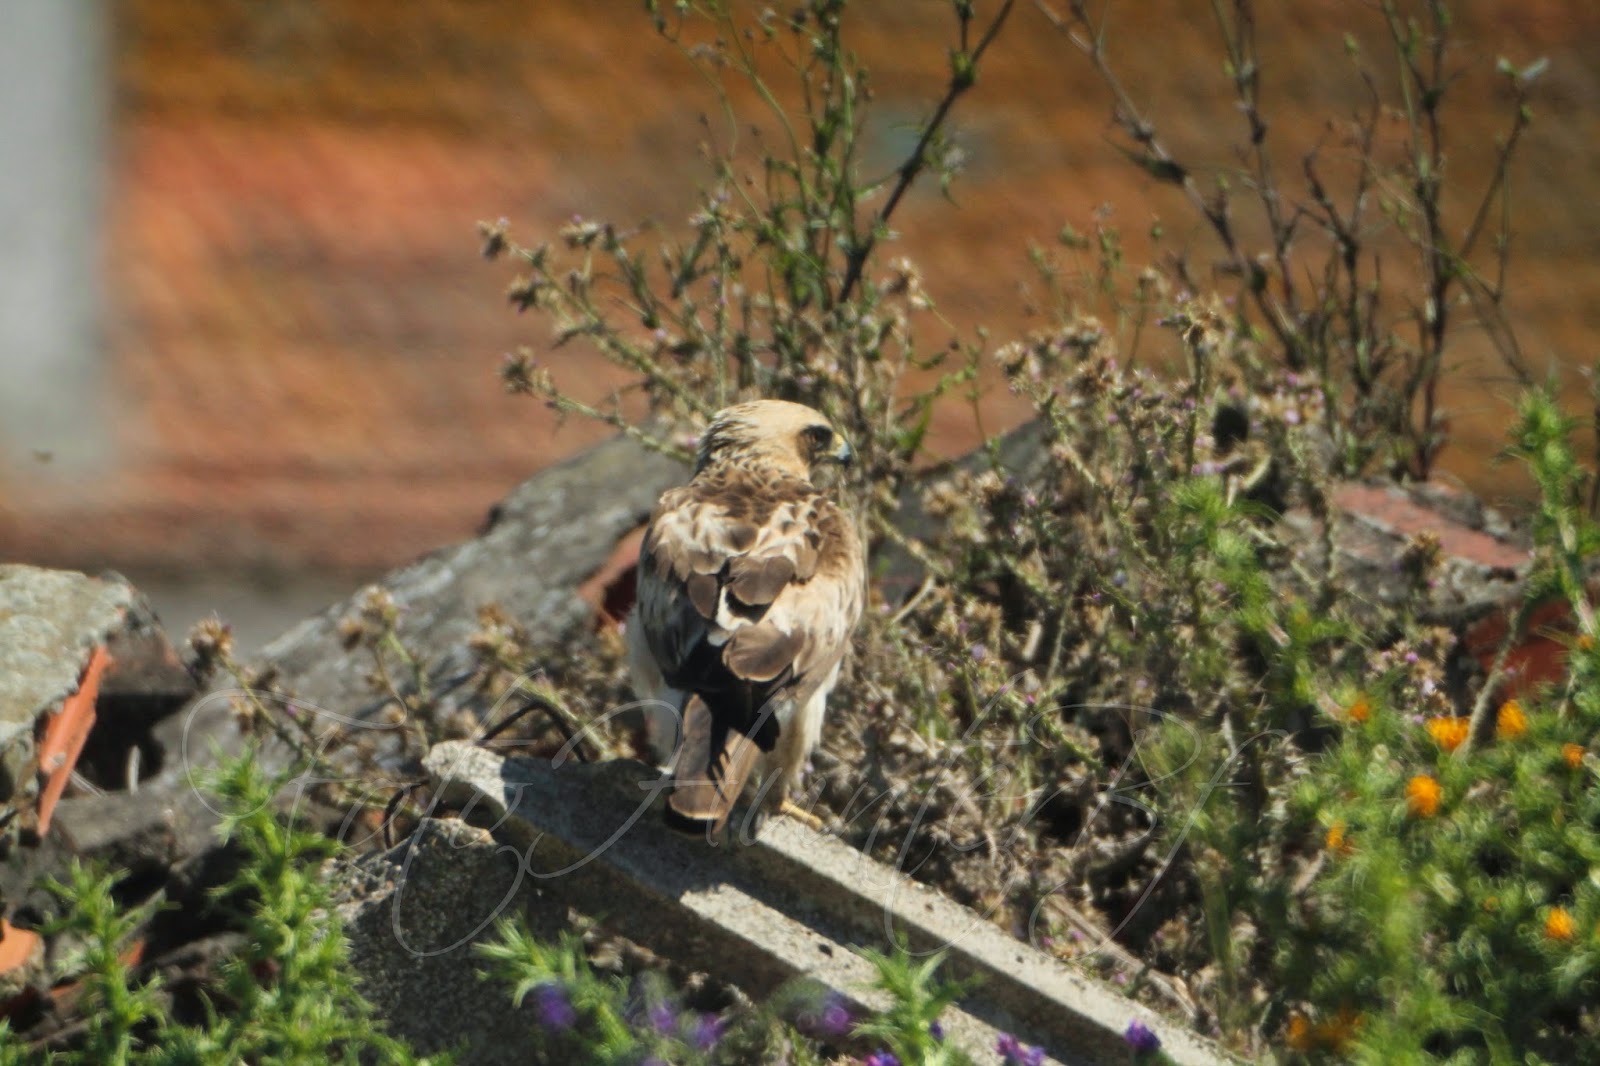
[0,566,137,809]
[330,817,563,1064]
[0,567,145,988]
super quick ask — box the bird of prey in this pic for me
[627,400,864,838]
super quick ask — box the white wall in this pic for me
[0,0,108,479]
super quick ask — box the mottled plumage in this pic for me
[627,400,864,837]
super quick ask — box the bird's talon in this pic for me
[778,798,826,832]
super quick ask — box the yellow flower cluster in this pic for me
[1563,743,1586,770]
[1545,906,1577,942]
[1497,699,1528,740]
[1420,702,1527,753]
[1406,774,1442,818]
[1425,716,1468,752]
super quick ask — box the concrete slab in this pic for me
[422,740,1236,1066]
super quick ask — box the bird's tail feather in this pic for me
[664,694,761,835]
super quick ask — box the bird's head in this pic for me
[694,400,854,480]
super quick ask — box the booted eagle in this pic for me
[627,400,864,837]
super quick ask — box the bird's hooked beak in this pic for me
[829,437,854,467]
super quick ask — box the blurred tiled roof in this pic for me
[4,117,631,574]
[3,0,1597,575]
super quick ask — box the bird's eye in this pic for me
[801,424,834,456]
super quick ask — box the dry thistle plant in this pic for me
[484,0,1016,536]
[1037,0,1540,479]
[473,1,1575,1059]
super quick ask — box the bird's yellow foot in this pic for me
[778,798,826,832]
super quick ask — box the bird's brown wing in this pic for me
[636,464,862,832]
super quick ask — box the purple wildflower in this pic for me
[864,1052,900,1066]
[796,992,853,1040]
[802,991,853,1039]
[532,984,577,1031]
[690,1012,726,1051]
[1124,1019,1162,1054]
[929,1020,944,1041]
[997,1033,1045,1066]
[647,1001,677,1035]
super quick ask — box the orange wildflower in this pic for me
[1563,743,1585,770]
[1497,699,1528,740]
[1578,633,1596,652]
[1285,1015,1314,1052]
[1406,774,1442,818]
[1317,1009,1363,1052]
[1286,1009,1362,1053]
[1325,820,1351,854]
[1425,716,1469,752]
[1545,906,1577,942]
[1345,695,1371,724]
